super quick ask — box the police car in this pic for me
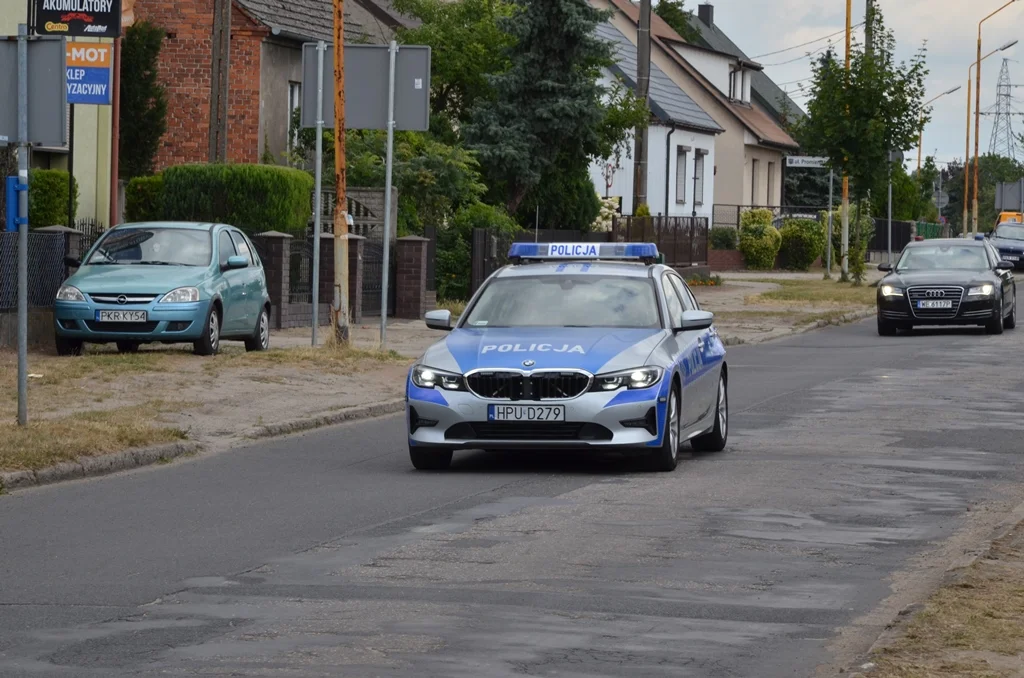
[405,243,728,472]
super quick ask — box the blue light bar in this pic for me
[508,242,659,261]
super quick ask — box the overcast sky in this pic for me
[702,0,1023,168]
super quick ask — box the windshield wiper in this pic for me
[131,261,185,266]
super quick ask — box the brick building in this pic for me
[134,0,417,171]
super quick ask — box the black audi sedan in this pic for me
[876,237,1017,336]
[988,222,1024,271]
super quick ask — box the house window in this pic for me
[767,162,776,206]
[694,152,706,206]
[288,82,302,151]
[751,159,760,205]
[676,148,689,204]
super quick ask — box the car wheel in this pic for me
[116,341,140,354]
[55,335,83,357]
[409,445,453,471]
[692,374,728,453]
[245,306,271,352]
[986,299,1005,335]
[193,306,222,356]
[647,383,681,472]
[877,316,898,336]
[1005,296,1017,330]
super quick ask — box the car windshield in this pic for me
[85,228,213,267]
[464,275,661,329]
[896,245,990,272]
[994,224,1024,241]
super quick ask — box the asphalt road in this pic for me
[2,320,1024,677]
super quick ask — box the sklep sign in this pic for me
[34,0,123,38]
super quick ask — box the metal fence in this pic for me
[470,228,517,295]
[712,204,829,230]
[915,222,949,240]
[868,219,914,253]
[611,216,709,267]
[0,232,68,310]
[76,218,107,253]
[289,237,314,305]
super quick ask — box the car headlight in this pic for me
[56,285,85,302]
[159,287,200,303]
[880,285,904,297]
[411,365,465,391]
[968,284,994,297]
[592,366,664,391]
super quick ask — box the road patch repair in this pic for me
[0,273,878,490]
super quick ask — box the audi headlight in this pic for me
[880,285,904,297]
[592,366,664,391]
[159,287,200,303]
[411,365,465,391]
[968,284,994,297]
[56,285,85,302]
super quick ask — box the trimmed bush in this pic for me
[634,202,651,217]
[820,204,875,272]
[739,208,774,229]
[125,175,165,222]
[28,169,78,227]
[437,202,520,302]
[709,226,738,250]
[738,223,782,270]
[778,218,825,271]
[162,164,314,235]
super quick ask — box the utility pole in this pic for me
[209,0,231,163]
[632,0,651,214]
[865,0,875,56]
[841,0,852,280]
[332,0,351,344]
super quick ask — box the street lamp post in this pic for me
[973,0,1020,235]
[917,86,961,172]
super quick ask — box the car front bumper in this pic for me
[406,376,668,450]
[877,294,999,326]
[54,299,212,342]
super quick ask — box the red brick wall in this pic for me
[133,1,266,169]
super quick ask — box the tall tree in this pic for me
[654,0,702,43]
[464,0,627,214]
[119,21,168,179]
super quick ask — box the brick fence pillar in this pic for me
[252,231,293,329]
[347,234,365,324]
[395,236,428,320]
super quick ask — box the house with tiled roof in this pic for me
[134,0,416,171]
[590,21,724,219]
[594,0,799,210]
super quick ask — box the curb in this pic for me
[719,309,874,347]
[249,398,406,439]
[0,441,202,494]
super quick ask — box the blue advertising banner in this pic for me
[65,41,112,105]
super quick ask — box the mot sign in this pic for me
[34,0,123,38]
[66,41,112,104]
[786,156,829,169]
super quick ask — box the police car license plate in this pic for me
[96,310,148,322]
[488,405,565,422]
[917,300,953,309]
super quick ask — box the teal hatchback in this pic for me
[55,222,272,356]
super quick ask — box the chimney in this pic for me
[698,3,714,27]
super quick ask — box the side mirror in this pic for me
[877,262,893,272]
[676,310,714,332]
[425,309,452,331]
[996,261,1015,271]
[225,255,249,270]
[64,256,82,268]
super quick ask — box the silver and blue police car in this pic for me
[405,242,728,472]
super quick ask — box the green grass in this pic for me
[744,278,877,307]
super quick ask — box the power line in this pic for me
[761,44,833,67]
[750,22,865,60]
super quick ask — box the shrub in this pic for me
[820,203,875,275]
[738,222,782,270]
[778,218,825,271]
[125,175,164,222]
[28,170,79,228]
[740,208,774,229]
[162,164,313,235]
[709,226,737,250]
[436,202,521,302]
[634,202,651,217]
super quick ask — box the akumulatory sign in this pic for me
[34,0,123,38]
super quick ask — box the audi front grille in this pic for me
[907,286,965,320]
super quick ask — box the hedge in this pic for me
[738,223,782,270]
[162,164,313,234]
[125,175,164,222]
[709,226,737,250]
[778,218,825,271]
[28,169,78,228]
[436,202,520,302]
[739,208,774,229]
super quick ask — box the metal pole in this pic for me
[534,204,539,242]
[964,76,971,236]
[109,37,121,227]
[379,40,398,349]
[311,41,326,347]
[887,159,892,264]
[973,23,982,236]
[632,0,651,213]
[826,169,834,275]
[841,0,852,280]
[332,0,351,344]
[17,24,29,426]
[68,103,75,227]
